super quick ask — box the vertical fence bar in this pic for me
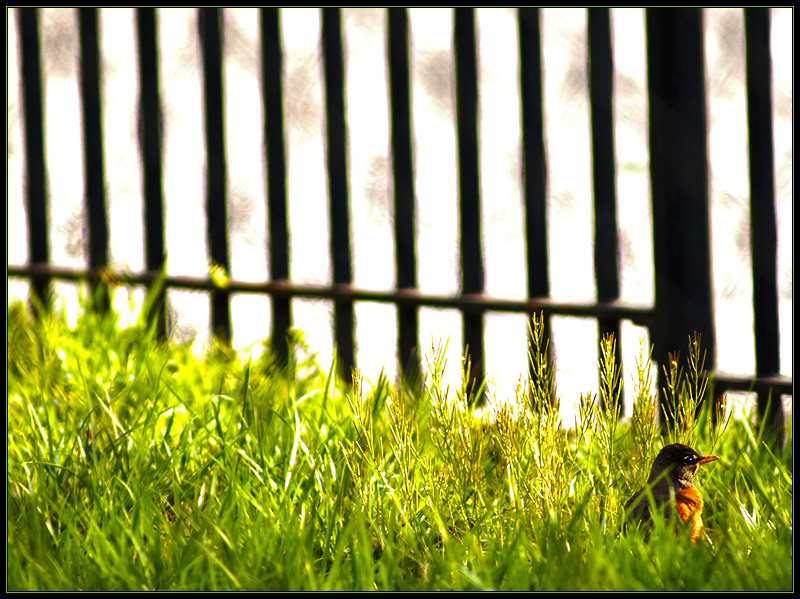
[454,8,485,400]
[78,8,110,313]
[588,7,623,410]
[260,8,292,363]
[518,8,553,410]
[199,8,231,342]
[135,7,167,337]
[646,8,715,427]
[387,7,421,383]
[518,8,549,299]
[744,7,784,445]
[17,8,50,310]
[322,8,355,379]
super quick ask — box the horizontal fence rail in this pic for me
[9,8,792,444]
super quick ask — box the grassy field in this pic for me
[6,294,793,591]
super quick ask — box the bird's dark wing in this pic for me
[625,490,652,527]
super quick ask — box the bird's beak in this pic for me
[699,455,718,466]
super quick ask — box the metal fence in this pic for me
[8,8,791,441]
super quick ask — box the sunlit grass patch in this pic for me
[6,297,792,591]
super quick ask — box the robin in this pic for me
[625,443,718,543]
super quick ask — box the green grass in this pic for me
[6,294,793,591]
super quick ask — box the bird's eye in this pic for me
[684,455,698,465]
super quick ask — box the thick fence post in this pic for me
[646,8,715,428]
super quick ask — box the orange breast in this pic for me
[675,485,705,543]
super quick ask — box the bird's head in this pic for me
[649,443,718,489]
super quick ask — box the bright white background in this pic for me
[7,8,793,422]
